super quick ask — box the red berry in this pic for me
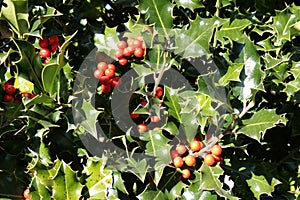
[133,39,143,48]
[110,76,121,88]
[151,115,160,123]
[182,168,191,179]
[127,38,135,47]
[170,149,179,160]
[185,155,196,166]
[190,140,204,152]
[118,58,128,66]
[211,144,222,156]
[173,156,184,168]
[48,35,59,45]
[130,113,140,119]
[51,43,60,53]
[140,101,148,107]
[94,69,103,79]
[105,69,115,78]
[134,48,144,58]
[114,49,123,59]
[101,84,111,94]
[204,154,216,166]
[212,154,222,162]
[21,92,31,98]
[155,86,163,98]
[43,58,50,64]
[97,62,108,72]
[137,123,147,133]
[99,76,110,84]
[176,144,187,155]
[40,48,51,58]
[107,64,116,71]
[117,40,127,49]
[123,47,135,57]
[3,94,14,102]
[38,36,49,48]
[23,188,32,199]
[4,84,16,95]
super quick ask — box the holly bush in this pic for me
[0,0,300,199]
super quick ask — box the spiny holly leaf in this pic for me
[164,87,182,123]
[235,37,265,99]
[137,185,169,200]
[126,157,149,182]
[246,173,281,199]
[270,9,297,46]
[284,61,300,97]
[140,130,171,166]
[83,158,113,199]
[173,0,204,9]
[52,161,83,200]
[94,27,119,58]
[30,176,51,200]
[73,100,102,140]
[139,0,173,38]
[174,17,226,58]
[0,0,29,37]
[216,19,251,44]
[218,63,244,86]
[113,172,128,195]
[199,164,239,200]
[13,39,44,92]
[238,109,286,141]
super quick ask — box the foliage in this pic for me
[0,0,299,199]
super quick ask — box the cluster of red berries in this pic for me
[38,35,60,64]
[94,62,121,94]
[131,86,164,133]
[115,37,146,66]
[170,137,223,179]
[2,81,35,102]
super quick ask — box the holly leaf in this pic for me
[94,27,119,58]
[0,0,29,37]
[140,130,171,166]
[139,0,173,38]
[83,158,113,199]
[246,173,281,199]
[216,19,251,44]
[173,0,204,9]
[235,37,265,99]
[218,63,244,86]
[52,161,83,200]
[73,100,102,140]
[164,87,182,123]
[199,164,239,199]
[174,17,226,58]
[238,109,286,141]
[270,9,297,46]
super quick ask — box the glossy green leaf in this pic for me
[0,0,29,37]
[94,27,119,58]
[174,17,225,58]
[52,161,83,200]
[235,37,265,99]
[238,109,286,141]
[83,158,113,199]
[218,63,244,86]
[246,173,281,199]
[271,10,297,46]
[73,100,102,139]
[164,87,182,123]
[140,130,171,166]
[173,0,204,9]
[216,19,251,43]
[139,0,173,38]
[13,39,44,92]
[199,164,239,199]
